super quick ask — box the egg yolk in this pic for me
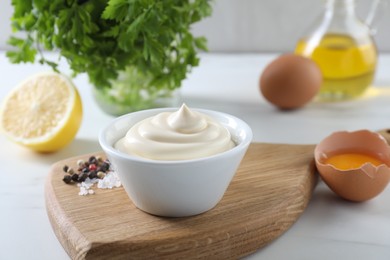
[325,153,384,170]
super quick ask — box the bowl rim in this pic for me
[99,107,253,165]
[99,107,253,164]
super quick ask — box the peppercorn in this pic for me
[101,162,110,172]
[62,175,72,184]
[88,171,97,179]
[96,156,103,163]
[77,159,85,167]
[78,173,88,182]
[66,167,74,175]
[71,173,79,182]
[63,165,69,173]
[82,167,90,173]
[97,171,105,179]
[90,164,98,172]
[89,156,97,164]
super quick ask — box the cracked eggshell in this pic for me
[314,130,390,202]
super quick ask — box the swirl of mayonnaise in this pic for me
[115,104,235,160]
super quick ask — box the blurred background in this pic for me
[1,0,389,52]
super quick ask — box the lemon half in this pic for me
[0,72,83,152]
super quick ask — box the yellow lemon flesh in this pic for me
[0,72,83,152]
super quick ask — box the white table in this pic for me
[1,51,390,260]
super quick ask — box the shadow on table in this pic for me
[18,138,102,165]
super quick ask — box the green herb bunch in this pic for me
[7,0,212,93]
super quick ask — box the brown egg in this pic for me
[259,54,322,109]
[315,130,390,202]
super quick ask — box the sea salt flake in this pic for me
[78,186,89,196]
[76,170,122,195]
[78,179,97,196]
[82,178,98,189]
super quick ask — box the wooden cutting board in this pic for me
[45,142,318,259]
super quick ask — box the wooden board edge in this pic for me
[45,160,92,259]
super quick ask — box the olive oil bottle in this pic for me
[295,0,383,101]
[295,33,377,101]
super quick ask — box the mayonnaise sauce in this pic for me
[115,104,235,160]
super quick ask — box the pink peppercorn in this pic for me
[89,164,97,171]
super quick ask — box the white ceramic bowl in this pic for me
[99,107,252,217]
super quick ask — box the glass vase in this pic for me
[92,67,181,116]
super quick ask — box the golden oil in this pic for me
[295,34,377,101]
